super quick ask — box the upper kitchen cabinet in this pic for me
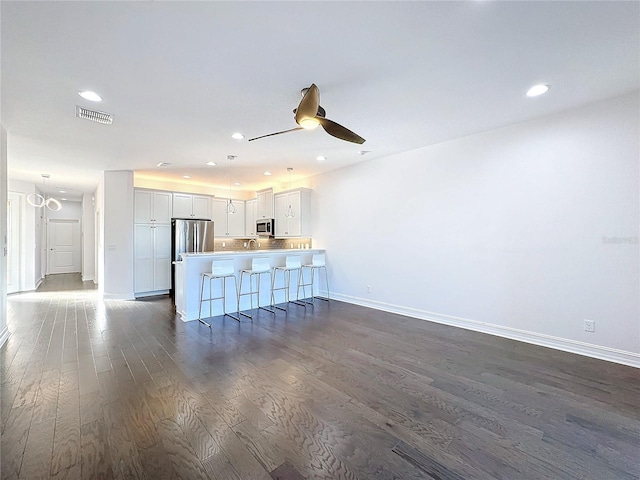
[134,189,172,224]
[173,193,211,219]
[212,198,246,237]
[256,188,274,219]
[274,188,312,237]
[245,199,257,237]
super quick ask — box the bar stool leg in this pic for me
[259,271,276,314]
[317,266,330,302]
[223,276,240,322]
[291,267,306,308]
[238,271,253,319]
[197,275,211,328]
[272,268,287,312]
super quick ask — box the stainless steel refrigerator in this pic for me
[171,218,215,302]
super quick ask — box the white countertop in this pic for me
[179,248,323,259]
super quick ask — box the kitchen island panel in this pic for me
[174,249,324,322]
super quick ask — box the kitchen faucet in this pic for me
[247,239,258,250]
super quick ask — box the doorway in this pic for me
[47,219,81,274]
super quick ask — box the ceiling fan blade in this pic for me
[247,127,303,142]
[317,117,366,144]
[295,84,320,125]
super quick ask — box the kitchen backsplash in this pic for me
[214,238,312,252]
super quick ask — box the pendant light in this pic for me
[285,167,295,218]
[226,155,237,214]
[27,174,62,211]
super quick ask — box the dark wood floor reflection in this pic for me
[2,273,639,479]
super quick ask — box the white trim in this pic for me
[102,292,135,300]
[330,293,640,369]
[82,275,95,282]
[0,326,10,349]
[134,290,169,299]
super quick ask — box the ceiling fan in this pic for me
[248,84,365,144]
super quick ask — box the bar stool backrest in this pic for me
[285,256,302,269]
[312,253,326,267]
[251,256,271,273]
[212,259,235,276]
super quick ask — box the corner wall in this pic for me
[100,170,134,299]
[311,92,640,367]
[1,126,9,347]
[82,193,96,282]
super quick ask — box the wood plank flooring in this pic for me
[2,273,639,479]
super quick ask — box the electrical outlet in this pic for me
[366,285,372,293]
[243,242,247,248]
[584,320,595,332]
[222,242,226,248]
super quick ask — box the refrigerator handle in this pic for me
[194,222,199,252]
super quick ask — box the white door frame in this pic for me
[6,192,23,293]
[47,219,82,275]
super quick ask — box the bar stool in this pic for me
[299,253,330,303]
[271,256,304,311]
[238,256,275,319]
[198,258,240,327]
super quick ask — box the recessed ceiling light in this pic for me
[316,156,326,161]
[231,132,244,140]
[206,161,217,166]
[526,84,550,97]
[78,90,102,102]
[60,198,68,201]
[59,190,66,193]
[234,182,241,186]
[156,162,171,167]
[183,175,191,179]
[264,171,272,176]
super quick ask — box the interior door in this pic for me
[47,219,81,274]
[7,193,21,293]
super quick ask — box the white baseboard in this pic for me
[34,278,43,290]
[0,326,10,349]
[82,275,95,283]
[330,292,640,369]
[102,292,135,300]
[134,290,169,299]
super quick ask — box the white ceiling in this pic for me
[2,1,638,201]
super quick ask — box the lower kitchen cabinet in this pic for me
[134,223,171,294]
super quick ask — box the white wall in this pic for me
[82,193,96,282]
[45,200,82,220]
[1,126,9,346]
[100,170,134,299]
[7,179,42,290]
[311,91,640,367]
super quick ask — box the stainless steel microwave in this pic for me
[256,218,275,237]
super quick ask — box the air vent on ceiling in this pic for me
[76,105,113,125]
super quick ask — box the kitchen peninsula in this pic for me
[174,249,326,322]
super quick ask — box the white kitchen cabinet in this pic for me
[134,190,172,224]
[245,199,257,237]
[256,188,274,219]
[274,188,312,237]
[134,223,171,294]
[173,193,211,219]
[212,197,245,237]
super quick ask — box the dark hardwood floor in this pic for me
[2,273,639,479]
